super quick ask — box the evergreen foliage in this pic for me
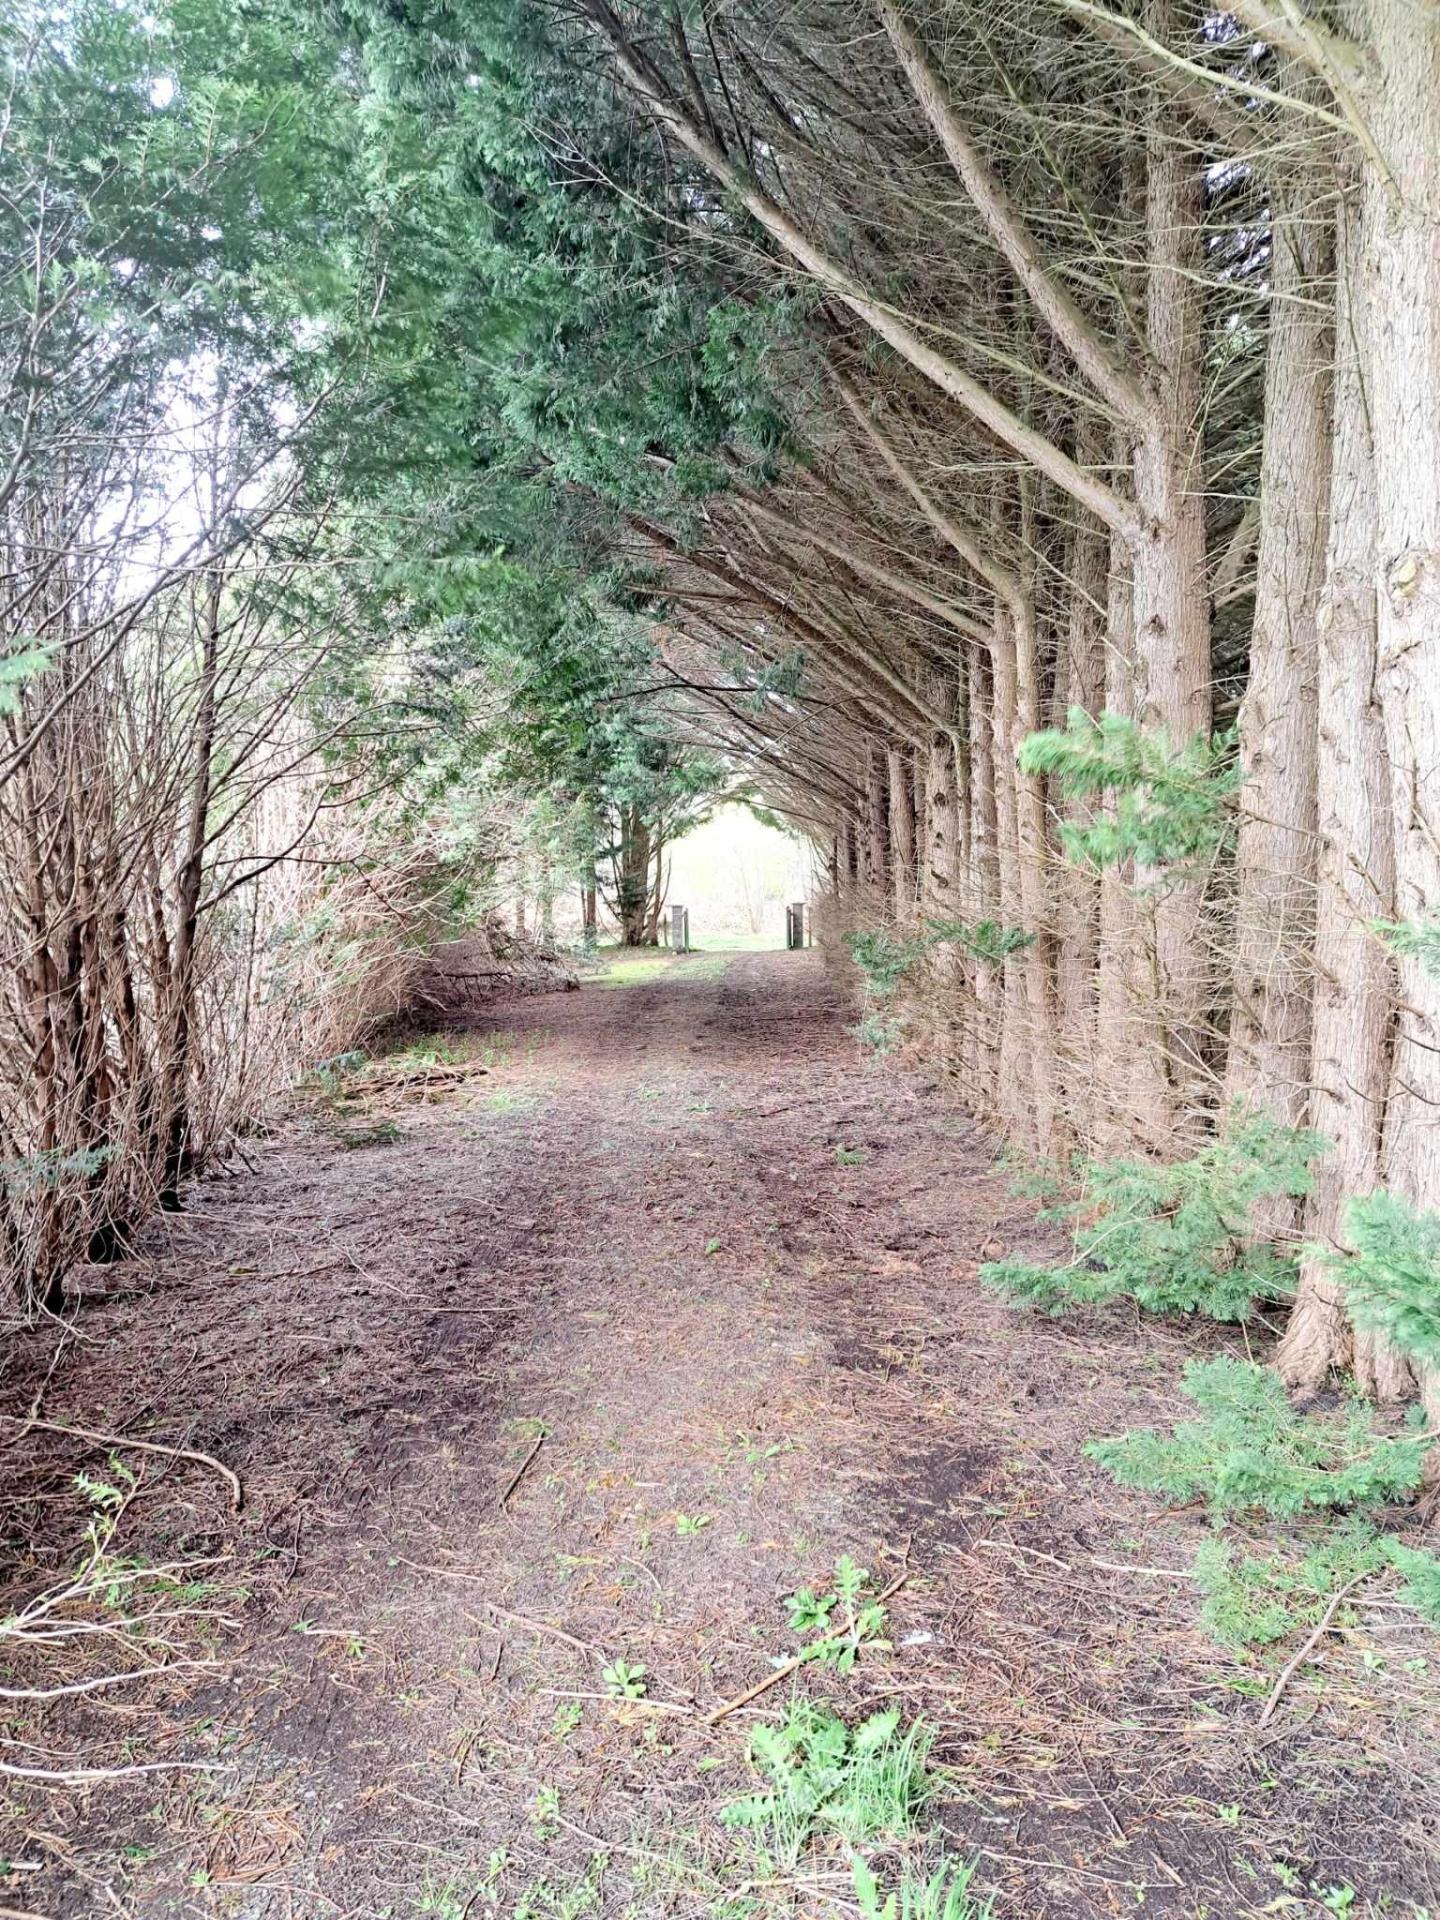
[1372,912,1440,980]
[1088,1357,1430,1521]
[844,930,930,1001]
[927,919,1036,964]
[981,1113,1323,1322]
[1191,1524,1386,1648]
[1018,710,1239,875]
[1333,1192,1440,1372]
[1382,1539,1440,1627]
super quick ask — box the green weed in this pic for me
[851,1852,994,1920]
[721,1698,937,1869]
[332,1118,402,1149]
[785,1553,891,1673]
[602,1659,647,1700]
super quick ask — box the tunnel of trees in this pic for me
[2,0,1439,1425]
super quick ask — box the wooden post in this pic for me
[786,903,805,950]
[671,904,690,952]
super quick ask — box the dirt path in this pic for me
[4,951,1436,1920]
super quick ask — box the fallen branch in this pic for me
[340,1060,489,1096]
[499,1429,546,1507]
[0,1414,242,1511]
[1257,1573,1371,1728]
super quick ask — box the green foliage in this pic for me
[851,1011,903,1056]
[332,1119,402,1150]
[1333,1192,1440,1372]
[783,1554,891,1673]
[0,648,53,715]
[1371,912,1440,980]
[844,930,929,1001]
[927,918,1035,965]
[1192,1523,1386,1648]
[601,1659,647,1700]
[851,1853,993,1920]
[1382,1539,1440,1627]
[721,1700,936,1868]
[1018,709,1238,875]
[0,1144,116,1194]
[981,1112,1323,1322]
[1088,1357,1429,1521]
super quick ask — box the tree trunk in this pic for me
[1129,15,1213,1131]
[160,572,222,1210]
[1225,186,1331,1178]
[864,741,890,893]
[1280,171,1406,1398]
[1365,3,1440,1422]
[1054,505,1107,1143]
[888,744,917,921]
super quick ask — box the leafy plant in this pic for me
[1018,708,1238,876]
[926,918,1035,965]
[1088,1357,1430,1521]
[602,1658,648,1699]
[982,1111,1323,1322]
[851,1010,903,1055]
[1333,1192,1440,1371]
[675,1513,711,1536]
[844,930,928,1001]
[851,1852,994,1920]
[784,1554,891,1673]
[721,1699,937,1868]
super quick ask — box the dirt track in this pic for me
[4,949,1436,1919]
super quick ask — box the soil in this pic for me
[2,948,1437,1920]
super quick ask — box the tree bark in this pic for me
[1280,173,1406,1397]
[1365,1,1440,1422]
[1129,30,1214,1128]
[1225,185,1331,1175]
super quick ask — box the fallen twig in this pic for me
[499,1429,545,1507]
[1257,1573,1371,1728]
[341,1060,489,1096]
[0,1414,242,1511]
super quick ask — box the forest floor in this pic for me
[3,949,1438,1920]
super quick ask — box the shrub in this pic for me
[1333,1192,1440,1372]
[1088,1356,1430,1521]
[844,929,928,1001]
[981,1112,1323,1322]
[926,917,1034,965]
